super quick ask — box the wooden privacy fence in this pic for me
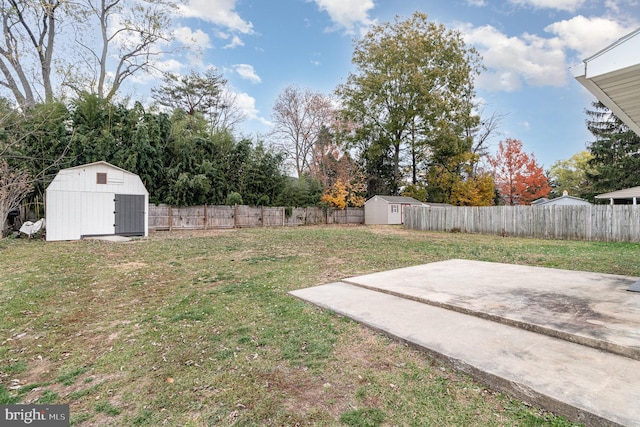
[148,204,364,230]
[404,205,640,242]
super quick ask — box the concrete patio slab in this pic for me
[344,259,640,360]
[289,259,640,427]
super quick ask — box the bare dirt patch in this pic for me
[266,365,352,419]
[366,225,415,236]
[334,326,404,372]
[20,358,53,385]
[112,261,146,271]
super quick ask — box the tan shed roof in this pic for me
[595,186,640,199]
[371,195,424,204]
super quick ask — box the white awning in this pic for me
[571,28,640,136]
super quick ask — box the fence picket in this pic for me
[148,204,364,230]
[404,205,640,242]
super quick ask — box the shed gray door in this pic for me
[114,194,145,236]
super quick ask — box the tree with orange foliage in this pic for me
[321,179,348,209]
[488,138,550,205]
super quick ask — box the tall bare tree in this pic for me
[0,0,64,107]
[0,0,178,107]
[271,85,334,177]
[79,0,176,101]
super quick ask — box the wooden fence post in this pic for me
[261,205,265,227]
[234,204,238,228]
[169,205,173,231]
[204,204,208,230]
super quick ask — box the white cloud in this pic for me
[461,13,638,94]
[174,26,212,50]
[312,0,375,34]
[467,0,487,6]
[224,35,244,49]
[234,64,261,83]
[508,0,587,12]
[462,24,567,92]
[233,91,271,126]
[178,0,254,34]
[544,15,637,59]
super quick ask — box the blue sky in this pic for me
[160,0,640,169]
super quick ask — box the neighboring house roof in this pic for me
[531,198,549,205]
[368,195,424,205]
[533,195,591,206]
[595,186,640,200]
[571,27,640,136]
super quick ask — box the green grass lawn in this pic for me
[1,225,638,426]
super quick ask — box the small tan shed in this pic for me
[364,195,425,225]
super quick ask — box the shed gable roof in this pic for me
[370,195,423,205]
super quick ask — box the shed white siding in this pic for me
[365,196,390,225]
[46,162,148,241]
[388,203,402,224]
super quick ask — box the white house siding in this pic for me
[46,162,148,241]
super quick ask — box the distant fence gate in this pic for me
[404,205,640,243]
[148,204,364,230]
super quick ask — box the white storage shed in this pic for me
[45,161,148,241]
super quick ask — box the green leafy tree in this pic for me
[240,142,286,206]
[425,152,495,206]
[336,12,482,196]
[586,102,640,195]
[9,102,71,198]
[226,191,243,206]
[69,94,169,202]
[401,185,427,202]
[276,175,323,207]
[548,151,594,199]
[151,69,244,133]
